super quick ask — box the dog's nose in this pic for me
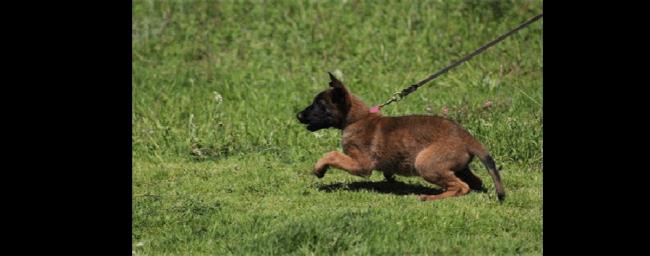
[297,112,304,121]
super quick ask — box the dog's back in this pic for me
[344,115,478,175]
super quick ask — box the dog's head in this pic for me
[297,72,352,132]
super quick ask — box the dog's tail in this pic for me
[469,143,505,202]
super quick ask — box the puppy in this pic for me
[297,73,505,201]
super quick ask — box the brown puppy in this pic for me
[297,73,505,201]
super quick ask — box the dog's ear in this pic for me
[328,72,351,110]
[328,72,345,89]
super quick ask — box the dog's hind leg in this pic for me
[314,151,371,178]
[383,172,396,182]
[415,145,471,201]
[418,171,470,201]
[456,167,486,192]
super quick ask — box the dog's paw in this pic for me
[418,194,437,201]
[313,164,328,179]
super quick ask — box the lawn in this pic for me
[132,0,542,255]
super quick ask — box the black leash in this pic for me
[369,13,543,113]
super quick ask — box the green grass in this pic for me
[133,0,542,255]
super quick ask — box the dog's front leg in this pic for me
[314,151,370,178]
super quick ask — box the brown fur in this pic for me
[297,73,505,201]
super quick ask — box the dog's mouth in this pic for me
[297,112,325,132]
[306,123,318,132]
[298,117,316,131]
[298,114,319,131]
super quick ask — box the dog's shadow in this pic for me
[316,180,443,196]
